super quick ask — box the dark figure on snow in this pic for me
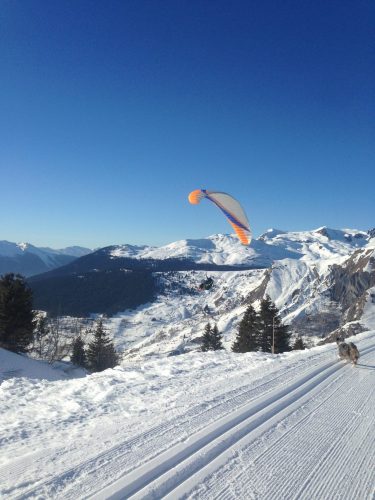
[198,277,214,292]
[336,338,359,366]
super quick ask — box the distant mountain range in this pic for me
[25,227,375,327]
[0,241,92,277]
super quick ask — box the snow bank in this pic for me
[0,348,85,382]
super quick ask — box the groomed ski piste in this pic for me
[1,330,374,499]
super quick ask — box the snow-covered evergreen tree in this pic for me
[211,324,224,350]
[0,273,35,353]
[232,304,259,353]
[293,336,306,350]
[201,323,213,351]
[232,299,290,354]
[71,336,86,367]
[202,323,224,351]
[32,315,50,357]
[86,320,119,372]
[259,296,291,353]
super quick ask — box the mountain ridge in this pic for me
[0,240,92,277]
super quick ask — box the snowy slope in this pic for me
[0,348,86,382]
[102,262,374,361]
[1,331,374,499]
[89,227,373,351]
[100,227,374,358]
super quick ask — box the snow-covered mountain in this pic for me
[109,227,370,267]
[109,233,303,267]
[40,245,91,258]
[36,226,374,359]
[105,227,372,356]
[0,241,92,277]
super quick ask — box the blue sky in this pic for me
[1,0,374,249]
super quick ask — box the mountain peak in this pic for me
[258,229,286,240]
[17,242,29,252]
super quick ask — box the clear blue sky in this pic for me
[1,0,374,249]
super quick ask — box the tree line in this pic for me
[0,273,119,372]
[232,296,291,353]
[202,297,305,353]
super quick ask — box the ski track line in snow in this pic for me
[1,361,303,495]
[186,372,353,500]
[293,367,375,500]
[191,346,375,500]
[3,348,338,499]
[5,342,375,500]
[91,344,375,500]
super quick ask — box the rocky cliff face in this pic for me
[236,240,375,341]
[315,246,375,343]
[328,248,375,322]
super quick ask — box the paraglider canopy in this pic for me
[188,189,251,245]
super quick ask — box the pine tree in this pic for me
[202,323,224,351]
[0,273,35,353]
[71,336,86,367]
[275,321,291,353]
[86,320,119,372]
[232,304,259,353]
[258,296,276,353]
[293,336,306,350]
[259,296,291,354]
[33,315,50,357]
[201,323,213,352]
[211,324,224,350]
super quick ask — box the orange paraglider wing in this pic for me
[188,189,252,245]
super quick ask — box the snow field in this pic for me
[1,331,374,499]
[98,341,375,499]
[190,345,375,500]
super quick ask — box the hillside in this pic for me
[31,269,157,317]
[98,227,375,358]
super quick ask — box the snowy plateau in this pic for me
[1,226,375,499]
